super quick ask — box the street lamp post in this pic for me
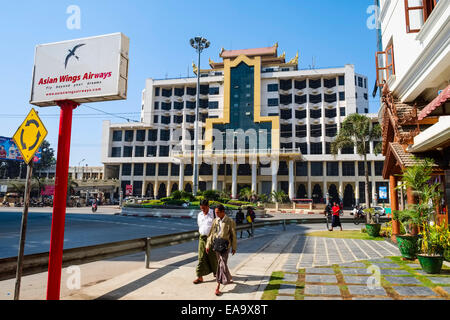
[190,37,210,196]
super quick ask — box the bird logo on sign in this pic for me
[64,43,85,69]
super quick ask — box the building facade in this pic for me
[376,0,449,222]
[102,44,389,207]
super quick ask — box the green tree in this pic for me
[66,175,79,205]
[271,190,288,204]
[331,113,381,223]
[239,187,256,202]
[34,140,56,175]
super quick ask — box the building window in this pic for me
[295,80,307,90]
[278,161,289,175]
[296,143,308,155]
[376,42,395,87]
[147,146,157,157]
[135,146,145,157]
[268,83,279,92]
[325,93,337,103]
[161,116,170,125]
[136,130,145,142]
[174,88,184,97]
[148,129,157,141]
[375,161,384,176]
[124,130,134,142]
[112,130,122,142]
[200,85,209,95]
[364,93,368,100]
[310,109,321,119]
[146,163,155,176]
[158,163,169,176]
[184,164,193,176]
[341,145,354,154]
[324,78,336,88]
[134,163,144,176]
[208,101,219,110]
[296,110,307,119]
[154,87,160,96]
[159,145,169,157]
[281,124,293,138]
[325,142,332,154]
[325,108,337,118]
[280,80,292,91]
[186,101,196,109]
[171,164,180,176]
[327,162,339,176]
[123,146,133,157]
[296,162,308,176]
[365,108,369,113]
[309,79,321,89]
[338,76,345,86]
[162,88,172,97]
[280,109,292,120]
[311,162,323,176]
[153,115,159,124]
[325,124,337,137]
[161,102,171,111]
[339,92,345,101]
[364,78,367,88]
[404,0,438,33]
[268,98,279,107]
[154,101,159,110]
[111,147,121,157]
[340,107,346,117]
[342,162,355,176]
[173,101,184,110]
[358,161,372,176]
[295,95,307,104]
[186,87,196,96]
[160,130,170,141]
[209,87,219,95]
[280,94,292,105]
[310,143,323,155]
[358,77,363,88]
[122,164,131,176]
[309,94,322,104]
[310,124,322,137]
[296,125,307,138]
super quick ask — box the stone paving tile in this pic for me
[305,267,336,274]
[305,275,338,283]
[340,268,369,275]
[405,263,421,269]
[394,286,438,296]
[304,285,341,296]
[402,297,446,300]
[384,276,422,285]
[343,276,371,284]
[283,273,299,282]
[348,285,387,296]
[352,297,394,300]
[304,296,343,300]
[276,295,295,300]
[278,283,297,295]
[368,258,394,263]
[441,287,450,294]
[370,263,402,269]
[379,269,411,276]
[428,277,450,285]
[339,262,367,268]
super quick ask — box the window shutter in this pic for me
[375,51,387,87]
[404,0,425,33]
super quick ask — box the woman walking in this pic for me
[206,204,237,296]
[329,202,343,231]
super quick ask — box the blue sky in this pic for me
[0,0,379,166]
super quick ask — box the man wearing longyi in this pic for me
[193,200,217,284]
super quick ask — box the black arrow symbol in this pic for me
[29,131,41,151]
[26,119,40,128]
[20,129,27,150]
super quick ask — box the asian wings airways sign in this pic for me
[30,33,129,107]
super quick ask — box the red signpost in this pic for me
[46,100,79,300]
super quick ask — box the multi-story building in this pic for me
[376,0,449,222]
[102,43,389,207]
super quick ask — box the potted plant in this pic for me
[396,208,422,259]
[418,221,449,274]
[365,208,382,237]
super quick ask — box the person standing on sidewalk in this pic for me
[193,200,218,284]
[235,208,251,238]
[329,202,343,231]
[246,207,256,237]
[206,204,237,296]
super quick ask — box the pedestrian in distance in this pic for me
[206,204,237,296]
[329,202,343,231]
[235,208,251,238]
[246,207,256,237]
[193,200,218,285]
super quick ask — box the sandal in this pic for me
[193,278,203,284]
[215,289,222,296]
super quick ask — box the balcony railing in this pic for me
[170,148,302,158]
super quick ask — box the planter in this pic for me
[417,254,444,274]
[396,235,419,260]
[366,223,381,237]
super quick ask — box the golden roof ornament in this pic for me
[274,42,279,49]
[280,51,286,59]
[287,51,299,65]
[192,61,198,75]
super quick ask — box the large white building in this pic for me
[101,44,389,207]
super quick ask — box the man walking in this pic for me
[193,200,218,284]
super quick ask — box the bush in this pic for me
[361,228,367,234]
[171,190,183,200]
[162,199,187,206]
[195,195,205,202]
[203,190,221,201]
[227,200,252,206]
[142,200,164,206]
[218,197,230,204]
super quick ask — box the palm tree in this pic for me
[271,190,288,204]
[331,113,381,223]
[67,176,79,205]
[239,187,256,202]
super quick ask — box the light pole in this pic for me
[190,36,210,196]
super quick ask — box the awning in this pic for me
[418,85,450,120]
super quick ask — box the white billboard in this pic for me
[30,33,129,107]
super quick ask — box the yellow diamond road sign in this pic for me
[13,108,48,164]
